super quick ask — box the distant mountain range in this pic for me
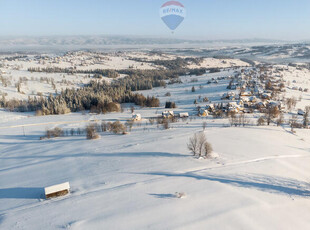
[0,35,288,47]
[1,36,309,64]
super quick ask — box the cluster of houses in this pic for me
[204,66,287,115]
[131,65,294,121]
[161,111,189,119]
[131,111,190,121]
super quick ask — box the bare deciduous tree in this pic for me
[130,106,135,113]
[202,121,207,130]
[125,120,134,132]
[187,132,213,158]
[276,113,285,126]
[187,133,199,156]
[265,106,280,125]
[110,121,127,134]
[303,106,310,128]
[286,97,297,112]
[197,132,207,157]
[163,118,170,130]
[257,116,266,126]
[289,115,298,133]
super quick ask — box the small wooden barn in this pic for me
[45,182,70,199]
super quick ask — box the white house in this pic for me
[179,112,189,118]
[162,111,174,118]
[132,114,142,121]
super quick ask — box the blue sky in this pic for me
[0,0,310,40]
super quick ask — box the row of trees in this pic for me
[128,57,204,70]
[42,121,128,140]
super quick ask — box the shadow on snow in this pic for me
[143,172,310,197]
[0,152,188,160]
[149,193,176,199]
[0,187,44,199]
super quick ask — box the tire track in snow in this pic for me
[183,154,310,174]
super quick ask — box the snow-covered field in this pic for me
[0,51,310,229]
[0,108,310,229]
[0,52,251,100]
[188,57,251,69]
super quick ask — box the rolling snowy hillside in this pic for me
[0,60,310,229]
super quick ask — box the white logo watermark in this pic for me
[160,1,186,32]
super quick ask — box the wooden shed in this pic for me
[45,182,70,199]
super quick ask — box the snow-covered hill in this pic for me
[0,108,309,229]
[0,61,310,229]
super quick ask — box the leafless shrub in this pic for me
[110,121,127,134]
[204,142,213,158]
[203,97,209,102]
[202,121,207,130]
[213,109,224,118]
[286,97,297,112]
[105,102,121,113]
[125,120,134,132]
[35,109,43,116]
[228,111,237,126]
[149,118,155,125]
[257,116,266,126]
[303,106,310,128]
[45,127,64,139]
[163,118,170,130]
[240,114,250,127]
[86,124,100,139]
[276,113,285,126]
[265,106,280,125]
[289,115,300,132]
[101,121,107,132]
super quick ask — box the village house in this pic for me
[162,111,174,118]
[179,112,189,118]
[132,114,142,121]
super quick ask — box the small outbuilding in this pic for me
[45,182,70,199]
[132,114,142,121]
[179,112,189,118]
